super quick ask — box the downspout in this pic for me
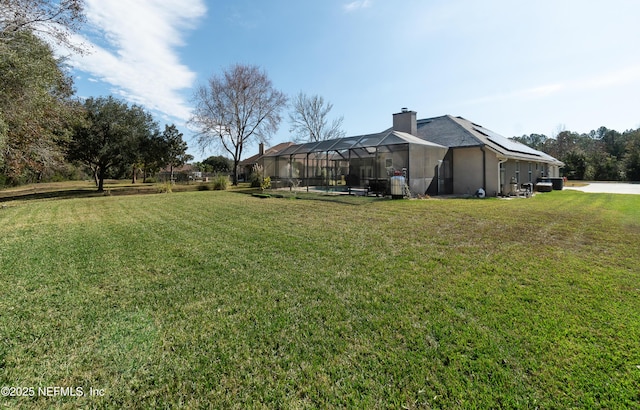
[437,160,443,195]
[480,146,487,191]
[406,143,410,196]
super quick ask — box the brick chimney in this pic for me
[392,108,417,136]
[259,142,264,156]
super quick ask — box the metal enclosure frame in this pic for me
[262,131,447,195]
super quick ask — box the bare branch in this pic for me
[189,64,287,185]
[288,92,345,143]
[0,0,87,53]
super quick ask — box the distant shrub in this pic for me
[157,181,172,193]
[249,168,261,187]
[212,174,229,190]
[197,183,211,191]
[261,176,271,191]
[49,173,66,182]
[250,164,270,190]
[145,177,157,184]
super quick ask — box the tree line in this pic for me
[2,1,350,188]
[66,97,192,191]
[8,0,637,190]
[1,0,191,191]
[512,127,640,181]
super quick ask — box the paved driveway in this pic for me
[564,182,640,195]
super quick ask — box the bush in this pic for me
[212,174,229,191]
[261,176,271,191]
[249,171,262,187]
[250,164,271,190]
[250,164,265,188]
[197,183,211,191]
[156,181,172,193]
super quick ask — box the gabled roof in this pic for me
[252,113,562,166]
[239,141,296,165]
[416,115,482,147]
[263,130,446,157]
[416,115,564,166]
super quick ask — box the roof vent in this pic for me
[401,107,409,113]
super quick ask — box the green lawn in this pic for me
[1,189,638,408]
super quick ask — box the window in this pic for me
[528,163,532,182]
[515,161,520,183]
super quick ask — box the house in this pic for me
[158,163,199,182]
[409,111,564,195]
[261,126,447,195]
[257,109,563,196]
[238,141,296,182]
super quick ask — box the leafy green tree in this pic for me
[544,130,582,160]
[561,151,587,180]
[592,126,626,160]
[587,151,620,180]
[515,126,640,182]
[202,155,232,173]
[0,30,77,185]
[192,161,206,173]
[162,124,192,181]
[67,96,158,191]
[623,131,640,181]
[511,133,548,151]
[139,131,167,182]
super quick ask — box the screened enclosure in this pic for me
[262,131,448,196]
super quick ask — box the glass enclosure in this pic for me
[262,131,448,195]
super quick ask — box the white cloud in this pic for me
[522,84,565,99]
[343,0,372,12]
[68,0,207,122]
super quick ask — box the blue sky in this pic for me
[66,0,640,160]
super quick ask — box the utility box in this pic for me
[390,175,405,199]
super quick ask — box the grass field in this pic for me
[0,186,639,408]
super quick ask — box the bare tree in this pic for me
[190,64,287,185]
[289,92,345,143]
[0,0,86,52]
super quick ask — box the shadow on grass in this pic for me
[231,188,386,206]
[0,186,163,203]
[0,189,100,203]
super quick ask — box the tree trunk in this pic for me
[232,159,239,185]
[93,167,99,187]
[97,168,105,192]
[131,163,137,184]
